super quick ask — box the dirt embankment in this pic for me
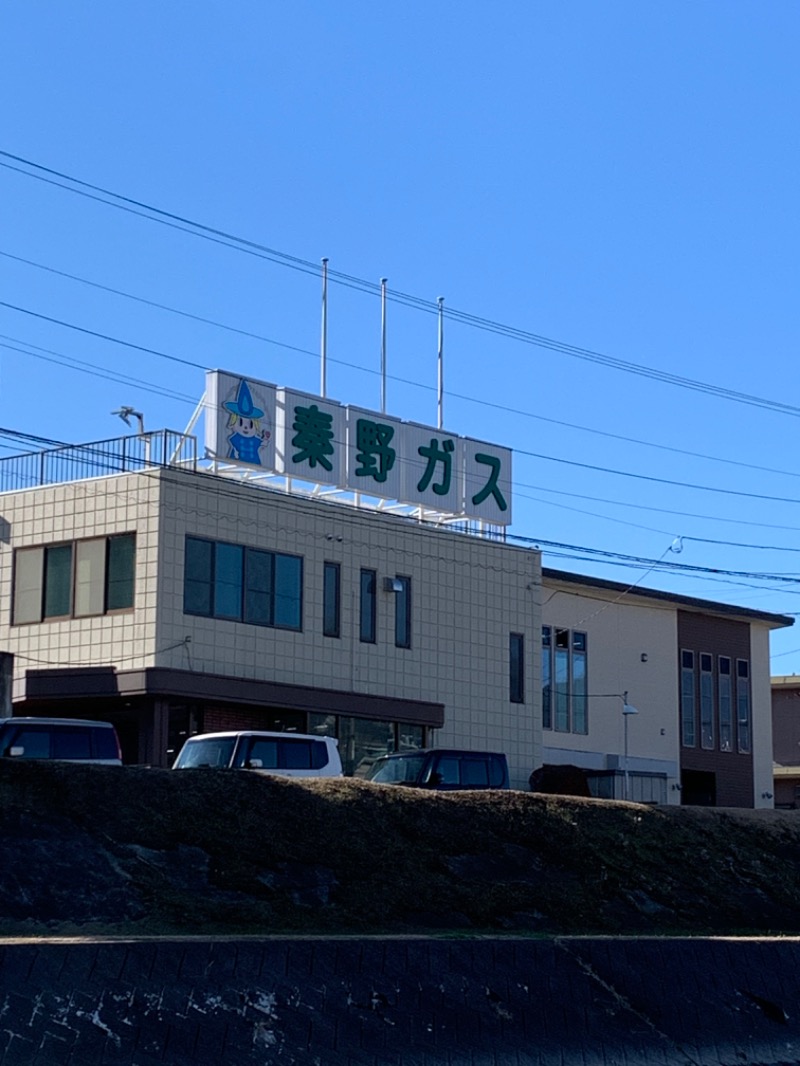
[2,760,800,938]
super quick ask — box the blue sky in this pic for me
[3,2,800,670]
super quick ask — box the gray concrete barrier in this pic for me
[2,936,800,1064]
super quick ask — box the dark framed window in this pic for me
[105,534,136,611]
[737,659,751,754]
[360,568,376,643]
[394,576,411,649]
[542,626,552,729]
[680,649,696,747]
[718,656,732,752]
[43,544,73,618]
[541,626,588,733]
[510,632,525,703]
[700,652,714,750]
[184,536,303,631]
[13,533,136,624]
[323,562,341,637]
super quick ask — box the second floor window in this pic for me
[360,569,377,643]
[13,533,136,624]
[323,562,341,638]
[184,536,302,630]
[542,626,588,734]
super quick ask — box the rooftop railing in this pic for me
[0,430,197,493]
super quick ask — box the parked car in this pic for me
[0,717,122,765]
[171,730,343,778]
[365,748,509,790]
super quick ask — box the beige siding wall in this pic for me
[540,577,681,801]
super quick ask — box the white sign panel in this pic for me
[401,422,464,513]
[462,437,512,524]
[344,407,405,503]
[275,388,346,486]
[203,370,512,525]
[205,370,278,472]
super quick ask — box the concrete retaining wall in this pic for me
[2,936,799,1064]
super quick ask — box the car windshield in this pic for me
[173,737,236,769]
[366,754,426,784]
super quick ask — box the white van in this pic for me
[0,717,122,765]
[172,730,343,778]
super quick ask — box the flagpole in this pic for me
[380,277,388,414]
[320,257,329,398]
[437,296,445,429]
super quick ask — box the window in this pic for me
[360,568,376,643]
[718,657,732,752]
[542,626,588,734]
[680,649,696,747]
[510,632,525,703]
[323,562,341,637]
[700,653,714,750]
[737,659,751,753]
[542,626,552,729]
[43,544,72,618]
[12,534,136,624]
[572,632,587,733]
[394,575,411,649]
[184,536,303,631]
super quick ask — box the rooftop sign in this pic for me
[205,370,512,525]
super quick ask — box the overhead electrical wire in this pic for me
[2,148,800,419]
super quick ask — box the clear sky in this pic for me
[2,2,800,671]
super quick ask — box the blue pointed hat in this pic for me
[223,378,264,419]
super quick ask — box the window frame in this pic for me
[360,568,377,644]
[184,535,303,632]
[541,625,588,734]
[509,632,525,704]
[322,561,341,638]
[394,575,412,649]
[12,533,136,625]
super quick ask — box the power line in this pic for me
[8,246,800,484]
[3,148,800,419]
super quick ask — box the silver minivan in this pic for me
[172,730,343,778]
[0,717,122,765]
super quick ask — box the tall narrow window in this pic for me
[214,542,244,620]
[542,626,552,729]
[737,659,751,754]
[680,649,696,747]
[700,652,714,750]
[360,569,376,643]
[572,632,588,734]
[509,632,525,703]
[244,548,272,626]
[43,544,73,619]
[394,576,411,649]
[274,553,302,629]
[554,629,570,731]
[323,562,341,638]
[718,656,732,752]
[105,533,135,611]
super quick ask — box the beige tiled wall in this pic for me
[155,469,541,789]
[0,468,541,789]
[0,473,163,690]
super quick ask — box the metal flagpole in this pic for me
[320,258,329,398]
[437,296,445,429]
[380,278,388,413]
